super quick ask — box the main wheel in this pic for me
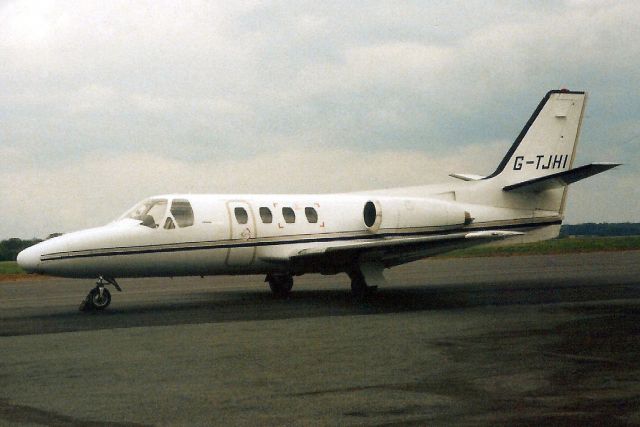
[350,270,377,300]
[267,274,293,298]
[350,275,368,300]
[88,287,111,310]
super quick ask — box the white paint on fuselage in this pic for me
[17,189,557,279]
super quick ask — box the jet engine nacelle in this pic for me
[363,198,468,232]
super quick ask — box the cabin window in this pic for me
[305,207,318,223]
[170,199,194,228]
[259,207,273,223]
[234,207,249,224]
[282,207,295,223]
[164,217,176,229]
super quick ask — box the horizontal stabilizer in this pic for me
[449,173,485,181]
[503,162,620,193]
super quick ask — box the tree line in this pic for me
[0,238,43,262]
[559,222,640,237]
[1,223,639,261]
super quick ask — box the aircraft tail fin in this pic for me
[485,89,588,185]
[479,89,622,216]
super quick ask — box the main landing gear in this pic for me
[79,276,122,311]
[349,271,378,300]
[266,273,294,298]
[349,262,386,300]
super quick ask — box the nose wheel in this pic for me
[79,276,122,311]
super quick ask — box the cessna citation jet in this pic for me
[18,90,619,310]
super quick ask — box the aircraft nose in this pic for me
[17,246,41,273]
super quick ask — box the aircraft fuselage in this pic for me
[18,191,496,278]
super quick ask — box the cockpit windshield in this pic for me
[120,199,168,228]
[119,198,195,229]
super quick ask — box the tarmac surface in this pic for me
[1,251,639,426]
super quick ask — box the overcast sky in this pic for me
[1,0,639,239]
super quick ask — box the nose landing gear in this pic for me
[79,276,122,311]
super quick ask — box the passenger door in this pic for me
[226,201,256,266]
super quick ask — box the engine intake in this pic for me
[363,200,382,232]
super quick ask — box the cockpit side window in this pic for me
[170,199,194,228]
[164,217,176,229]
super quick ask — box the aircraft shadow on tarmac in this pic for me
[4,279,640,337]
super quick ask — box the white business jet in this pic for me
[17,90,619,310]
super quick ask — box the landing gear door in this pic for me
[226,201,256,266]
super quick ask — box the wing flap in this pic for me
[294,230,521,257]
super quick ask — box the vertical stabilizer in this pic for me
[485,90,587,186]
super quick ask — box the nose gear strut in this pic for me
[79,276,122,311]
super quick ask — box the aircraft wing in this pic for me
[279,230,523,274]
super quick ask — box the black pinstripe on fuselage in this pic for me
[39,217,561,262]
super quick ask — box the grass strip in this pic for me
[0,261,24,275]
[442,236,640,258]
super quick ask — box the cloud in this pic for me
[1,0,639,238]
[0,141,507,238]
